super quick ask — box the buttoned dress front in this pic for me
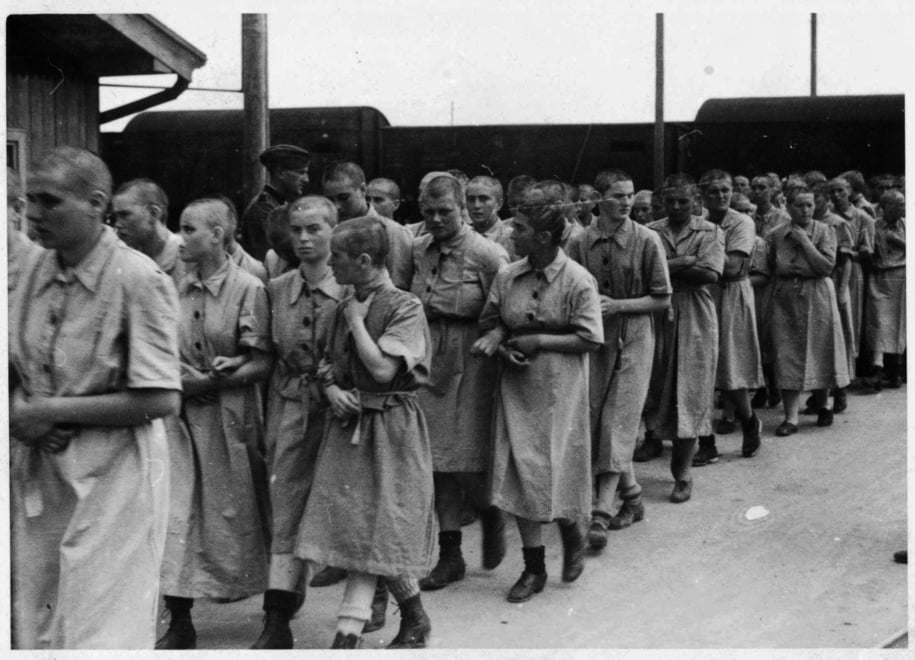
[266,268,348,553]
[709,208,763,390]
[866,217,905,354]
[566,218,671,475]
[647,216,725,439]
[767,221,850,391]
[839,205,875,354]
[480,250,603,521]
[160,259,271,600]
[749,235,774,365]
[9,227,180,649]
[296,283,436,578]
[819,212,857,374]
[412,224,508,472]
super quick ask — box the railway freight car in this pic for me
[101,106,389,229]
[100,94,904,228]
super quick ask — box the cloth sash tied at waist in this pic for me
[341,390,418,446]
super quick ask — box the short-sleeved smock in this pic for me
[480,249,603,521]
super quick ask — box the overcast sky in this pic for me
[9,0,914,130]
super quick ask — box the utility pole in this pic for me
[242,14,269,209]
[654,13,665,189]
[810,13,818,96]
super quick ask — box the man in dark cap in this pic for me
[241,144,310,261]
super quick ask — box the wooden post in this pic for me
[242,14,268,209]
[810,13,818,97]
[654,13,665,188]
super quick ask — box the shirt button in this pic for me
[195,342,202,350]
[303,317,311,327]
[43,364,51,373]
[426,286,432,293]
[194,311,201,319]
[604,281,611,289]
[532,291,539,299]
[526,312,534,320]
[300,342,310,351]
[431,268,437,275]
[603,258,609,265]
[49,313,58,325]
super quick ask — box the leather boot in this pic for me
[480,506,506,570]
[156,596,196,650]
[670,438,695,503]
[558,519,585,583]
[251,589,296,649]
[386,594,432,649]
[362,577,387,633]
[419,531,465,590]
[607,496,645,530]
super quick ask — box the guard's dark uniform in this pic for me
[241,184,284,262]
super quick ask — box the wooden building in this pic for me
[6,14,206,176]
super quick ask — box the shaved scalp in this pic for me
[288,195,339,227]
[467,175,504,204]
[368,177,401,200]
[36,146,112,199]
[419,170,455,194]
[593,169,633,195]
[333,216,389,267]
[662,172,697,193]
[185,196,236,243]
[114,178,170,225]
[323,161,366,187]
[698,169,732,189]
[421,175,466,209]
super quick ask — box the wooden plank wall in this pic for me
[7,71,99,163]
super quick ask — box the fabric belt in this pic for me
[343,389,417,445]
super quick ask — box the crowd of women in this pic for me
[7,146,905,650]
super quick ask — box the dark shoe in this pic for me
[767,390,781,408]
[607,498,645,530]
[887,374,903,389]
[386,595,431,649]
[894,550,908,564]
[362,577,387,633]
[251,609,294,649]
[750,387,768,409]
[633,431,662,462]
[741,414,762,458]
[775,421,798,437]
[587,511,611,550]
[330,632,362,649]
[310,565,348,587]
[419,554,466,591]
[692,440,719,467]
[816,408,834,427]
[506,571,547,602]
[716,418,736,434]
[669,480,692,504]
[480,506,506,570]
[832,389,848,413]
[156,619,196,650]
[558,520,586,582]
[252,589,297,649]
